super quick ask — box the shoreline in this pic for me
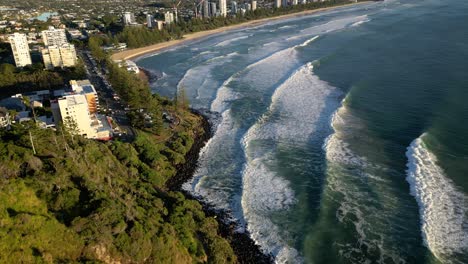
[166,110,274,263]
[111,1,370,61]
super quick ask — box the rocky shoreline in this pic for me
[166,110,274,264]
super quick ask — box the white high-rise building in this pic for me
[147,14,155,28]
[51,80,111,140]
[165,11,174,24]
[246,3,252,11]
[41,26,68,47]
[9,33,32,67]
[219,0,227,17]
[156,20,164,30]
[59,44,77,67]
[52,94,94,136]
[292,0,298,5]
[42,44,77,69]
[211,2,217,17]
[123,12,135,25]
[203,0,210,18]
[252,0,257,11]
[275,0,282,8]
[301,0,307,4]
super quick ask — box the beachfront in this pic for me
[111,1,368,61]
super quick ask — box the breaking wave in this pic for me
[322,104,415,263]
[298,36,320,47]
[240,63,341,263]
[216,35,252,47]
[406,135,468,263]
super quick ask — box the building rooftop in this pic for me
[60,94,87,107]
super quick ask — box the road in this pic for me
[78,49,135,141]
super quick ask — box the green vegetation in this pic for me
[0,61,87,99]
[0,118,236,263]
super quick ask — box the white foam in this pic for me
[183,109,243,216]
[210,76,241,113]
[297,35,319,48]
[240,63,342,263]
[322,105,408,263]
[279,25,296,29]
[299,15,370,35]
[406,135,468,261]
[350,18,371,27]
[176,52,238,108]
[243,62,340,143]
[216,35,251,47]
[205,52,239,63]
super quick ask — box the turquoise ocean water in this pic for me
[137,0,468,262]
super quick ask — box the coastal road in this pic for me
[78,49,135,140]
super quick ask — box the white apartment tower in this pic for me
[252,0,257,11]
[211,2,217,16]
[42,44,77,69]
[275,0,282,8]
[59,44,77,67]
[9,33,32,67]
[165,11,174,24]
[51,80,110,140]
[52,94,94,137]
[219,0,227,17]
[42,26,68,46]
[156,20,164,30]
[203,0,210,18]
[123,12,135,25]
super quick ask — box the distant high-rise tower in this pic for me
[123,12,135,25]
[9,33,32,67]
[165,12,174,24]
[292,0,298,5]
[211,2,217,17]
[156,20,164,30]
[203,0,210,18]
[282,0,289,7]
[275,0,282,8]
[147,14,155,28]
[41,26,68,47]
[231,1,238,14]
[251,0,257,11]
[219,0,227,17]
[301,0,307,4]
[42,44,77,69]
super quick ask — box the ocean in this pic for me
[136,0,468,262]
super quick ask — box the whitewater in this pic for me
[137,0,468,263]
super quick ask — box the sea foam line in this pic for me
[406,135,468,262]
[240,62,342,263]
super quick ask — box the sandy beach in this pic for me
[111,2,368,61]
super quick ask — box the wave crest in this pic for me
[406,135,468,262]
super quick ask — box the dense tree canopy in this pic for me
[0,119,236,263]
